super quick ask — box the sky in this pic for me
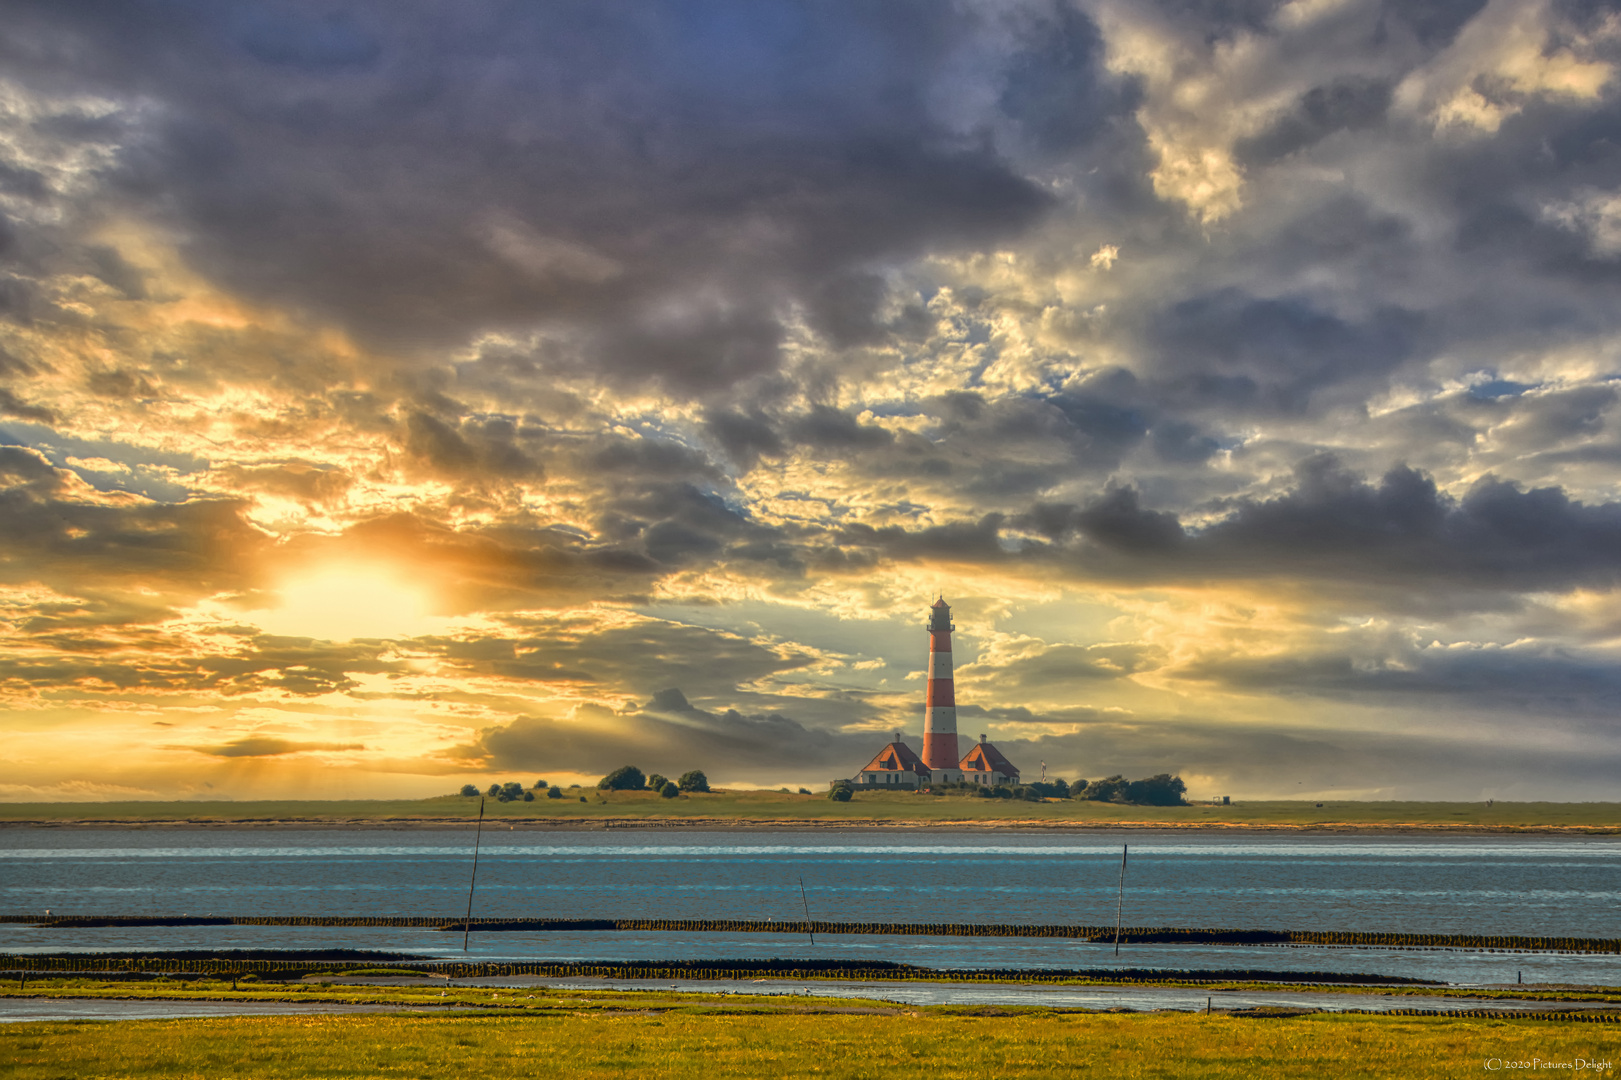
[3,0,1621,802]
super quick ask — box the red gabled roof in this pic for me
[960,740,1019,777]
[860,741,929,774]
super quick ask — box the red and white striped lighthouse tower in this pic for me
[921,597,960,772]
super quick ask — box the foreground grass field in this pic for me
[3,1009,1617,1079]
[3,792,1620,830]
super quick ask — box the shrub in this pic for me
[501,781,524,800]
[533,780,549,790]
[646,773,667,793]
[578,796,586,802]
[1068,779,1090,798]
[660,781,680,798]
[459,784,480,797]
[677,770,709,793]
[598,766,646,791]
[546,786,564,799]
[828,780,853,802]
[486,783,503,798]
[1080,775,1128,802]
[1125,773,1188,806]
[522,790,535,802]
[797,788,811,795]
[1076,773,1188,805]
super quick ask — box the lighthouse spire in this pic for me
[921,596,959,772]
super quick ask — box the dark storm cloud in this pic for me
[1180,642,1621,717]
[469,686,877,780]
[960,642,1159,695]
[0,0,1102,390]
[1183,457,1621,592]
[0,445,264,597]
[1001,712,1621,799]
[0,388,54,424]
[1235,76,1394,165]
[821,454,1621,604]
[432,615,820,704]
[1147,290,1424,415]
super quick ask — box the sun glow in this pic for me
[249,566,450,642]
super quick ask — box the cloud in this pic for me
[1178,640,1621,717]
[2,0,1078,390]
[467,689,877,782]
[193,737,366,758]
[3,0,1621,800]
[995,714,1621,800]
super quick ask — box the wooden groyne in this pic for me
[4,915,1617,954]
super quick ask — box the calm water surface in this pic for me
[2,828,1616,984]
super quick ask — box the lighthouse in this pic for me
[921,596,961,775]
[834,595,1022,793]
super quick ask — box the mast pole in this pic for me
[463,797,486,953]
[1113,844,1128,957]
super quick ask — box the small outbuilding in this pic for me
[852,735,930,788]
[959,734,1019,786]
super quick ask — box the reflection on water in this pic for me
[2,828,1618,985]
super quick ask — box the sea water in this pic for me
[1,828,1616,985]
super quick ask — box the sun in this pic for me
[248,565,450,642]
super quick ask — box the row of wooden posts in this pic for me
[6,914,1616,955]
[0,955,1435,985]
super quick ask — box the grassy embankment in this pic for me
[3,792,1620,830]
[3,1005,1619,1080]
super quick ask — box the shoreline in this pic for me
[3,816,1620,835]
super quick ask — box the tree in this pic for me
[501,781,524,800]
[1081,775,1127,802]
[546,786,564,799]
[646,773,668,792]
[797,788,811,795]
[598,765,645,791]
[522,790,534,802]
[532,780,549,790]
[828,779,853,802]
[486,783,503,798]
[459,784,480,797]
[1125,773,1187,806]
[677,770,709,793]
[659,781,680,799]
[1068,779,1090,798]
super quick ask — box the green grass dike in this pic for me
[1,791,1620,831]
[2,1000,1618,1079]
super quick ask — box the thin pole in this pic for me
[463,797,486,952]
[798,876,815,946]
[1113,843,1128,957]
